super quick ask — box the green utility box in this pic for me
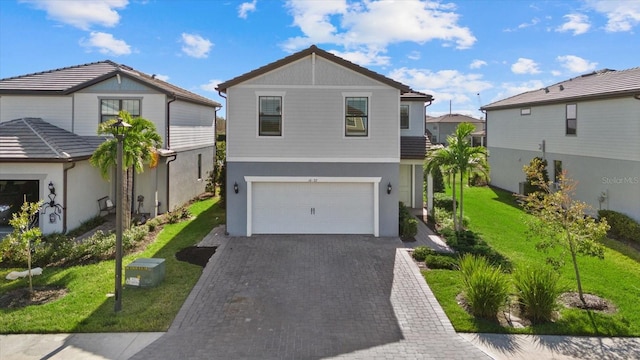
[125,258,166,288]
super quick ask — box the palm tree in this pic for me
[425,123,489,231]
[90,111,162,228]
[449,123,489,229]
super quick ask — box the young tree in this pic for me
[90,111,162,228]
[425,145,458,230]
[0,200,43,297]
[520,158,609,305]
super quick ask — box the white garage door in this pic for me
[251,181,375,235]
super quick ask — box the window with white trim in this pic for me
[400,105,409,129]
[100,99,140,123]
[345,97,368,137]
[566,104,577,135]
[259,96,282,136]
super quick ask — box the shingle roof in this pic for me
[400,136,429,159]
[0,118,107,162]
[426,113,484,123]
[217,45,417,94]
[0,61,221,108]
[402,91,433,101]
[482,67,640,110]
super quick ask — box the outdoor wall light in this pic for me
[387,182,392,194]
[234,182,239,194]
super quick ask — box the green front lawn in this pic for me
[0,197,224,333]
[424,186,640,336]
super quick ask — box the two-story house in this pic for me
[425,113,485,146]
[217,45,432,237]
[482,67,640,222]
[0,61,221,235]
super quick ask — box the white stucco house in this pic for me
[0,61,221,235]
[217,45,432,237]
[482,67,640,222]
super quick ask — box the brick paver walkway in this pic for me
[131,233,489,360]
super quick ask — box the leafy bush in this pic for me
[523,157,549,195]
[513,265,561,324]
[412,246,434,261]
[459,254,509,319]
[433,193,457,212]
[166,206,191,224]
[399,202,418,239]
[146,218,159,232]
[424,165,445,195]
[598,210,640,244]
[425,254,458,270]
[441,229,513,272]
[469,173,488,187]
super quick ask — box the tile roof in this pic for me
[426,113,484,123]
[402,91,433,101]
[400,136,429,159]
[482,67,640,110]
[0,61,221,108]
[0,118,107,162]
[217,45,425,96]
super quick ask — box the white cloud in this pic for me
[80,31,131,55]
[238,0,257,19]
[407,51,421,60]
[556,13,590,35]
[511,58,541,74]
[329,47,390,66]
[556,55,597,73]
[388,67,493,106]
[492,80,545,103]
[282,0,476,66]
[181,33,213,58]
[469,59,487,69]
[155,74,170,82]
[22,0,128,30]
[551,70,562,76]
[200,79,223,92]
[586,0,640,32]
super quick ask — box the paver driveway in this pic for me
[131,235,489,360]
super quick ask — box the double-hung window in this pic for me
[259,96,282,136]
[400,105,409,129]
[100,99,140,123]
[345,97,368,137]
[566,104,577,135]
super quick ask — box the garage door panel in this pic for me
[252,181,374,235]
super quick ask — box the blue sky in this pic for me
[1,0,639,118]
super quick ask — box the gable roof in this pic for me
[0,61,221,108]
[426,113,484,124]
[0,118,107,162]
[482,67,640,110]
[217,45,414,94]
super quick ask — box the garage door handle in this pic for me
[311,207,315,215]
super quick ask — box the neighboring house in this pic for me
[425,113,485,146]
[217,45,432,237]
[0,61,221,235]
[482,67,640,222]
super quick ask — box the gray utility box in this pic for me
[125,258,166,288]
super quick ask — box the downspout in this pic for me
[165,95,177,213]
[218,90,228,235]
[62,162,76,233]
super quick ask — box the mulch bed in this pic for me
[175,246,217,267]
[0,286,68,309]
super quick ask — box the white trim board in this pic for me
[229,157,399,163]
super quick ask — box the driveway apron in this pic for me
[131,235,489,360]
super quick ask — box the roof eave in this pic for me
[482,89,640,111]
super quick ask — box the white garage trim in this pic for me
[244,176,381,237]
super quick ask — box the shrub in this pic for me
[513,265,561,324]
[424,165,445,195]
[469,173,488,187]
[425,254,458,270]
[442,230,513,272]
[459,254,510,319]
[412,246,434,261]
[146,218,159,232]
[598,210,640,244]
[399,202,418,239]
[433,193,457,212]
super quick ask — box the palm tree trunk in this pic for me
[452,172,458,231]
[459,171,464,230]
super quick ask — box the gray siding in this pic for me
[401,100,426,137]
[169,100,216,150]
[167,147,214,210]
[226,162,399,237]
[489,146,640,222]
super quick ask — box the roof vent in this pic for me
[559,85,564,91]
[544,87,549,93]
